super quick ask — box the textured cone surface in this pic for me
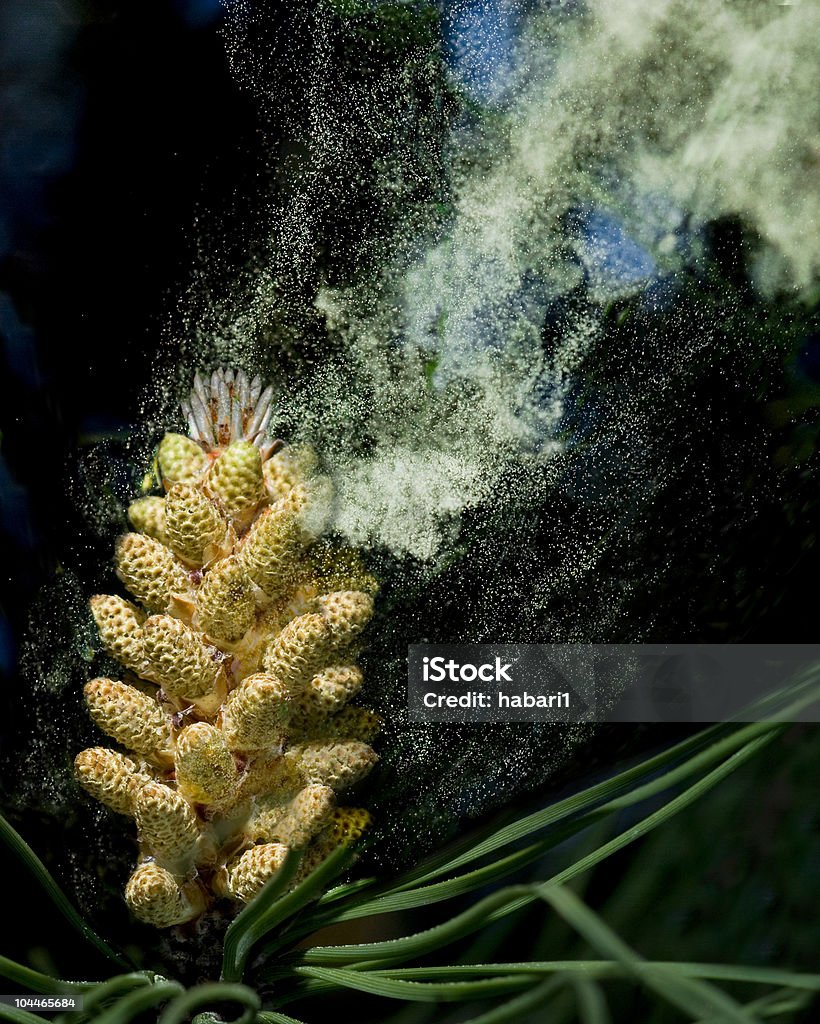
[297,806,373,880]
[165,484,228,566]
[316,591,373,637]
[262,613,334,688]
[262,593,372,687]
[246,784,334,847]
[217,843,288,902]
[221,674,290,751]
[78,370,378,927]
[158,432,208,488]
[239,495,306,598]
[207,440,264,523]
[90,595,147,675]
[324,806,372,846]
[84,678,171,758]
[175,723,237,806]
[289,665,364,733]
[254,586,319,647]
[262,445,318,500]
[134,781,200,863]
[286,740,378,792]
[74,747,150,816]
[234,753,302,802]
[115,533,190,614]
[127,496,167,543]
[196,556,255,643]
[125,862,201,927]
[142,614,220,700]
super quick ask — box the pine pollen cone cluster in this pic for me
[75,369,379,929]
